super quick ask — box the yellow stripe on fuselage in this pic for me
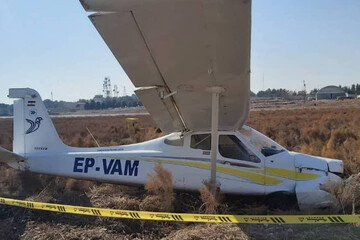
[127,157,320,185]
[264,167,320,180]
[129,157,282,185]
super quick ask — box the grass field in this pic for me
[0,108,360,239]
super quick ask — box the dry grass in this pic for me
[199,181,221,214]
[53,115,162,147]
[0,118,12,151]
[141,163,175,212]
[325,173,360,214]
[87,184,142,210]
[164,224,249,240]
[19,221,124,240]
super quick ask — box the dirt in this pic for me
[251,99,360,111]
[1,171,360,240]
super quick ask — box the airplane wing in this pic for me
[81,0,251,133]
[0,147,26,163]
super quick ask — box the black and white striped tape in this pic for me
[1,197,359,224]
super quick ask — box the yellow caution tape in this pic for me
[1,197,359,224]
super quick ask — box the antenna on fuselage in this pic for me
[86,127,100,147]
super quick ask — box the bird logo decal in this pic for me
[25,117,43,134]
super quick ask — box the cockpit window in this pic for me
[164,133,184,147]
[219,135,260,163]
[240,125,286,157]
[191,134,211,150]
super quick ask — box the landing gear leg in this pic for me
[209,87,224,195]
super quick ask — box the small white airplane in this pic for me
[0,0,344,210]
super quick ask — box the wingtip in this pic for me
[79,0,90,11]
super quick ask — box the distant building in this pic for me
[75,102,86,110]
[346,93,356,99]
[93,95,105,104]
[316,86,346,100]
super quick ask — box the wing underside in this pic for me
[81,0,251,133]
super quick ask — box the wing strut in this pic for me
[130,11,188,131]
[209,87,224,195]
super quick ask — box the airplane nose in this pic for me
[294,153,344,174]
[324,158,344,174]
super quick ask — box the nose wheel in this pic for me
[265,192,298,211]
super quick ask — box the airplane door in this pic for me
[217,134,265,195]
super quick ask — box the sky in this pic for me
[0,0,359,104]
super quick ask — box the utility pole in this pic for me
[303,80,306,104]
[103,77,112,98]
[113,85,119,98]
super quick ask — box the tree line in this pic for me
[255,84,360,99]
[0,103,13,116]
[0,84,359,116]
[84,95,143,110]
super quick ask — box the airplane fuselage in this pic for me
[11,129,343,210]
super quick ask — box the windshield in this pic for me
[239,125,286,157]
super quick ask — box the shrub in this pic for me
[141,163,174,212]
[199,181,222,214]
